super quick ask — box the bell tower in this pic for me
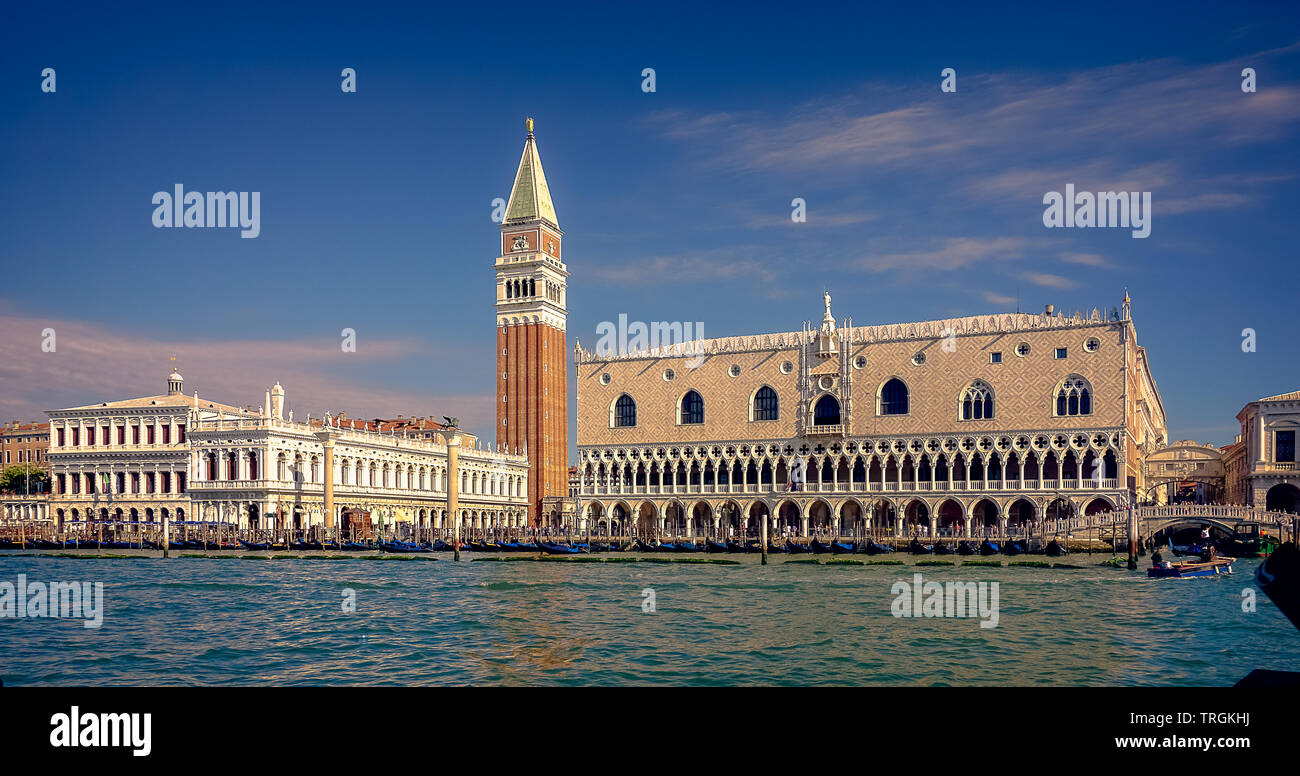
[495,118,569,526]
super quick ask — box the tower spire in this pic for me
[504,117,558,228]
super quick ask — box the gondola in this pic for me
[514,541,538,552]
[379,539,428,553]
[469,540,490,552]
[635,539,659,552]
[538,540,581,554]
[766,540,789,553]
[908,538,934,554]
[726,539,750,553]
[956,540,978,556]
[979,539,1000,556]
[933,541,955,555]
[1002,540,1026,556]
[675,541,701,552]
[1147,558,1234,578]
[341,541,369,551]
[785,540,812,554]
[857,541,892,554]
[290,540,323,551]
[1044,539,1067,557]
[705,539,729,553]
[240,540,272,551]
[810,538,834,554]
[831,541,856,554]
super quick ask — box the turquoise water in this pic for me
[0,553,1293,686]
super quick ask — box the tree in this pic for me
[0,465,49,494]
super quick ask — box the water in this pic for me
[0,553,1294,686]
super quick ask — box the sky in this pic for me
[1,1,1298,453]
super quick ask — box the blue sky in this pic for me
[1,1,1298,451]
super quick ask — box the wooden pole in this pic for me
[1126,501,1137,570]
[162,510,170,559]
[761,509,769,566]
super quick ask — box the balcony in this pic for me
[804,424,844,437]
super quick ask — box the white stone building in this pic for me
[41,371,530,532]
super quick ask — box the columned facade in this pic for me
[576,295,1163,537]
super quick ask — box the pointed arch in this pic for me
[751,384,779,421]
[610,394,637,427]
[1055,374,1093,416]
[877,377,910,416]
[813,393,841,426]
[678,390,704,425]
[960,379,995,420]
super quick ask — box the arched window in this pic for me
[1055,375,1093,416]
[879,378,909,416]
[814,394,841,425]
[961,380,995,420]
[680,390,704,425]
[613,394,637,427]
[753,386,779,421]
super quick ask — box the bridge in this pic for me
[1063,504,1296,546]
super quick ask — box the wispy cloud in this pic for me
[1020,272,1081,290]
[0,308,494,433]
[1060,252,1114,269]
[856,237,1028,273]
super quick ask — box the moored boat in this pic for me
[933,541,955,555]
[1148,558,1234,578]
[1045,539,1067,557]
[1002,540,1026,556]
[705,539,729,553]
[908,538,934,554]
[979,539,1000,556]
[538,540,581,554]
[810,538,834,554]
[956,540,978,556]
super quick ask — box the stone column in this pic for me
[315,430,338,530]
[447,432,461,559]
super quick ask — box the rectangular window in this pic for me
[177,424,185,443]
[146,424,155,444]
[72,427,80,446]
[162,425,171,444]
[1055,347,1068,359]
[117,425,125,444]
[1278,430,1296,463]
[132,425,140,444]
[57,427,65,446]
[990,352,1002,364]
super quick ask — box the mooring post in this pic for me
[162,510,171,559]
[761,511,769,566]
[1126,502,1137,570]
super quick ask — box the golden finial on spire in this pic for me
[526,116,534,135]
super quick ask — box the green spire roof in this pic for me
[504,119,558,228]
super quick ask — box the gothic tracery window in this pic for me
[961,380,995,420]
[1055,375,1093,416]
